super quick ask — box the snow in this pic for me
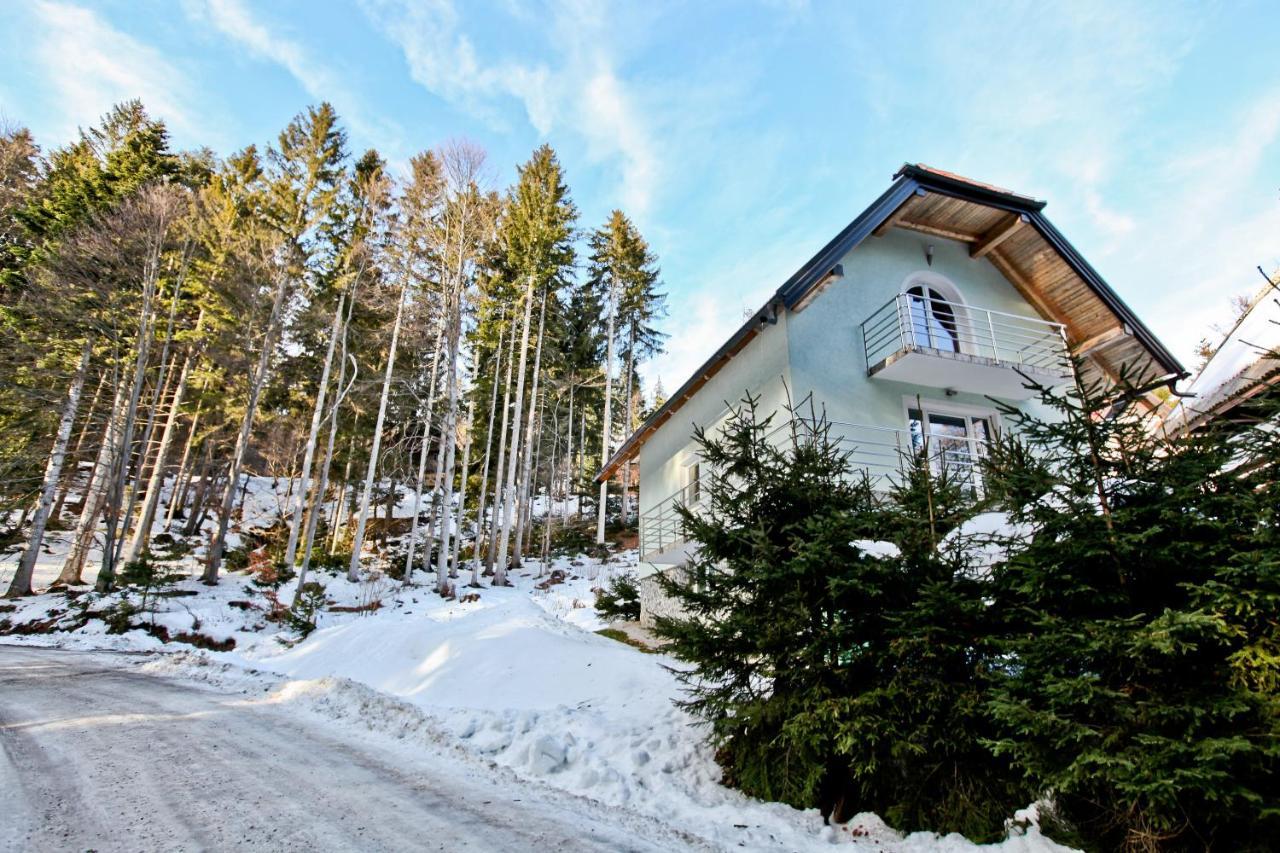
[1169,287,1280,427]
[1,477,1075,852]
[940,511,1034,576]
[851,539,901,559]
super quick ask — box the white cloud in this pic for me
[361,0,661,218]
[28,1,204,143]
[186,0,402,152]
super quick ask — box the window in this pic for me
[908,405,995,481]
[686,462,701,505]
[905,284,960,353]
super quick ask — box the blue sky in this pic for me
[2,0,1278,393]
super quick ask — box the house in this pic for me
[597,164,1185,627]
[1161,278,1279,433]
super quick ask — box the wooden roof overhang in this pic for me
[596,164,1185,483]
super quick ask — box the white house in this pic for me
[597,164,1185,626]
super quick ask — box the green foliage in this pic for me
[982,366,1280,851]
[653,395,1030,840]
[288,580,328,636]
[595,572,641,621]
[119,552,184,622]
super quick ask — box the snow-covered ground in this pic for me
[1,478,1073,853]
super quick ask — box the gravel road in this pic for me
[0,645,701,852]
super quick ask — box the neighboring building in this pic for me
[597,164,1185,627]
[1162,280,1280,433]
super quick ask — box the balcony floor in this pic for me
[869,346,1068,400]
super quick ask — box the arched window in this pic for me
[902,273,965,353]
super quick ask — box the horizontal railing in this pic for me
[861,293,1068,375]
[638,419,986,560]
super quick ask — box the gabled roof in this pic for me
[597,163,1186,482]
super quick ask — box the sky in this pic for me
[2,0,1278,395]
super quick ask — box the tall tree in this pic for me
[491,145,576,584]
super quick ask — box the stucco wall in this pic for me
[786,228,1058,432]
[636,310,793,523]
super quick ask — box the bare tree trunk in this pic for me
[59,371,126,587]
[403,324,445,587]
[485,317,517,572]
[620,328,636,525]
[296,322,358,594]
[97,231,165,591]
[114,350,178,566]
[7,341,92,597]
[126,335,197,563]
[450,394,475,580]
[348,281,408,582]
[284,294,344,567]
[204,267,291,584]
[51,368,106,522]
[163,388,205,532]
[434,292,465,593]
[512,292,547,568]
[495,275,536,585]
[596,277,618,544]
[182,443,215,537]
[471,321,505,587]
[578,409,586,522]
[329,431,357,555]
[563,380,574,525]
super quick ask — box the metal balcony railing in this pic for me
[638,418,987,560]
[861,293,1068,375]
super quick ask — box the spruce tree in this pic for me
[654,396,1031,840]
[982,365,1280,851]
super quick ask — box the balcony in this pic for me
[639,419,985,563]
[861,293,1070,399]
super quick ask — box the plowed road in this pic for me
[0,645,703,852]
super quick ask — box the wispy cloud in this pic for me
[361,0,660,218]
[28,0,205,144]
[186,0,402,153]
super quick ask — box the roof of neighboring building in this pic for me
[1164,280,1280,431]
[597,163,1187,483]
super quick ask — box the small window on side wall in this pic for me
[686,462,701,504]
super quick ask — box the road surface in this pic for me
[0,645,703,852]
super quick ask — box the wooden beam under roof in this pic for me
[1071,325,1129,359]
[872,188,925,237]
[896,219,979,243]
[970,212,1029,258]
[986,247,1079,340]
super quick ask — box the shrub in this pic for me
[595,572,641,621]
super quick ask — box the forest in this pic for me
[0,99,666,599]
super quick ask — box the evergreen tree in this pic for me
[654,396,1030,840]
[982,365,1280,851]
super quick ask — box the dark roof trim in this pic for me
[775,176,923,306]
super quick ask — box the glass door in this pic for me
[905,285,960,353]
[907,407,992,485]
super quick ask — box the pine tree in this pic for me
[982,364,1280,851]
